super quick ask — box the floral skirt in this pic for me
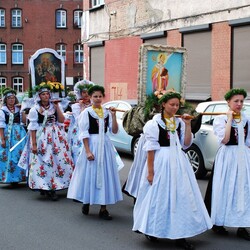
[19,124,74,190]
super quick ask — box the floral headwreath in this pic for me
[74,80,95,99]
[224,88,247,101]
[34,84,52,94]
[2,88,19,105]
[155,88,183,104]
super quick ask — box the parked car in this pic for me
[185,100,250,179]
[103,100,139,156]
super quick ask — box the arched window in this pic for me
[12,77,23,92]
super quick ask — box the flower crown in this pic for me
[155,88,182,104]
[224,88,247,100]
[37,81,64,93]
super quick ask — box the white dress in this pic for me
[18,103,74,191]
[211,114,250,227]
[67,102,91,164]
[124,133,147,198]
[132,114,212,239]
[67,106,123,205]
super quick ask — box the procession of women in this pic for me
[0,82,250,250]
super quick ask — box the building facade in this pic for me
[83,0,250,101]
[0,0,83,93]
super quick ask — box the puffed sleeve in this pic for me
[143,119,160,151]
[72,103,81,119]
[27,107,39,131]
[178,118,193,149]
[0,110,6,128]
[78,109,90,140]
[213,115,227,145]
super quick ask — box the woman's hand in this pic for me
[147,172,154,185]
[1,139,6,148]
[227,110,234,121]
[108,107,117,117]
[86,151,95,161]
[181,113,192,125]
[32,144,38,154]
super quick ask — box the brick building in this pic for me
[83,0,250,102]
[0,0,83,93]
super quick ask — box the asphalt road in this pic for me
[0,153,249,250]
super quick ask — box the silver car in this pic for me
[186,100,250,179]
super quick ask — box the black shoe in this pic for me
[82,204,90,215]
[175,239,195,250]
[99,209,112,220]
[40,190,46,196]
[49,191,58,201]
[212,225,229,235]
[237,228,250,241]
[145,234,158,242]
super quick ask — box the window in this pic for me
[56,9,66,28]
[0,44,6,64]
[0,77,7,89]
[56,44,66,62]
[73,10,82,28]
[12,9,22,28]
[91,0,104,8]
[0,9,5,27]
[13,77,23,92]
[74,44,83,63]
[12,44,23,64]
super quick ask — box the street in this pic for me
[0,153,249,250]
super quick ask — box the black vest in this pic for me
[3,110,21,124]
[37,110,57,124]
[226,122,248,145]
[88,112,109,134]
[158,123,181,147]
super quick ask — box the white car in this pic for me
[185,100,250,179]
[103,100,139,156]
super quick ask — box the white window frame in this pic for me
[12,9,22,27]
[13,77,23,92]
[74,44,83,63]
[12,44,23,64]
[73,10,82,28]
[56,9,67,28]
[56,44,66,62]
[0,77,7,89]
[91,0,104,8]
[0,9,5,27]
[0,44,7,64]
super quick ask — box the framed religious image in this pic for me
[29,48,65,88]
[137,44,187,104]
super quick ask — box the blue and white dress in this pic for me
[133,114,212,239]
[67,102,91,164]
[0,106,27,183]
[211,114,250,227]
[67,106,123,205]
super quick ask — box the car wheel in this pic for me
[132,137,139,157]
[185,144,207,179]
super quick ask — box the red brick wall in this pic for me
[0,0,82,90]
[211,22,231,100]
[104,37,142,101]
[167,29,182,47]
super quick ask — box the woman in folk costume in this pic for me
[18,84,74,201]
[67,85,123,220]
[0,88,27,185]
[132,90,212,250]
[205,88,250,240]
[67,80,94,164]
